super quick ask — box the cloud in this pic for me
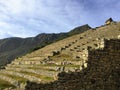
[0,21,36,38]
[0,0,120,39]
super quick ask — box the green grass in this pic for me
[7,66,56,72]
[49,53,84,62]
[50,54,72,61]
[26,67,56,72]
[0,79,15,89]
[14,71,54,82]
[0,73,27,84]
[43,76,54,80]
[43,64,80,68]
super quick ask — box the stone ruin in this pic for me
[105,18,114,25]
[25,39,120,90]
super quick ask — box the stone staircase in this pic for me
[0,22,120,89]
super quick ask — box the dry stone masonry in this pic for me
[25,39,120,90]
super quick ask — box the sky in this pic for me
[0,0,120,39]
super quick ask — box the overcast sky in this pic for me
[0,0,120,39]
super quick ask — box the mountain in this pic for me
[0,21,119,90]
[0,24,91,67]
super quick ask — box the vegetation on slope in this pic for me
[0,24,91,67]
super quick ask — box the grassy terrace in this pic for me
[50,54,83,61]
[13,70,54,82]
[3,69,55,82]
[0,73,27,84]
[7,66,57,72]
[38,64,81,67]
[0,79,15,89]
[8,64,81,69]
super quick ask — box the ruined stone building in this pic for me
[105,18,114,25]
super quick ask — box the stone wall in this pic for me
[25,39,120,90]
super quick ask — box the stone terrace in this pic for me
[0,22,120,90]
[25,39,120,90]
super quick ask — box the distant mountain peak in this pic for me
[68,24,91,36]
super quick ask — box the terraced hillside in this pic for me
[25,39,120,90]
[0,22,120,90]
[0,24,91,67]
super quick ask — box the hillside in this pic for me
[0,21,119,90]
[26,39,120,90]
[0,24,91,67]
